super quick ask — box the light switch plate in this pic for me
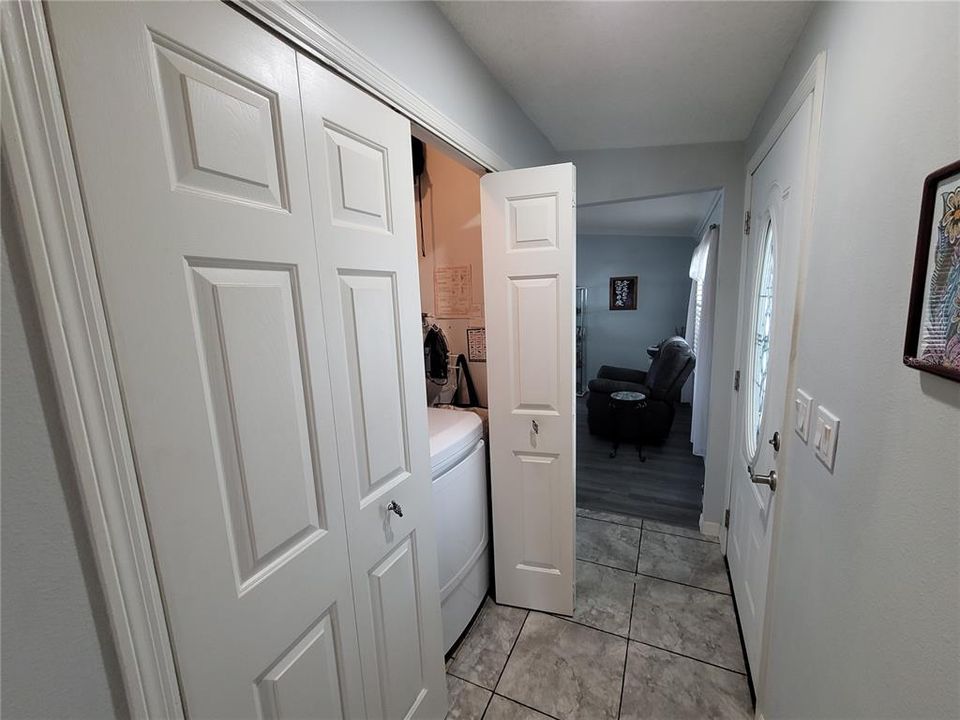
[794,389,813,442]
[813,405,840,471]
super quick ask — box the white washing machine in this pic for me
[427,407,490,653]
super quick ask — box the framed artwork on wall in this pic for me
[904,158,960,382]
[609,276,638,311]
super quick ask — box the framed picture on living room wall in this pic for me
[903,158,960,382]
[609,276,638,311]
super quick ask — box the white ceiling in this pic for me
[437,1,814,151]
[578,191,719,237]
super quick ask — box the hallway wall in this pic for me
[563,142,745,532]
[299,1,557,169]
[576,234,696,383]
[748,3,960,717]
[1,173,128,720]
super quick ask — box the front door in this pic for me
[481,164,577,615]
[48,2,444,717]
[727,93,814,675]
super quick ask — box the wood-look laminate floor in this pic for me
[576,395,704,528]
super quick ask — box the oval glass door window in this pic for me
[748,219,776,458]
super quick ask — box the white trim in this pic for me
[721,51,826,712]
[0,3,183,718]
[694,190,724,240]
[747,53,827,175]
[698,519,721,540]
[235,0,513,173]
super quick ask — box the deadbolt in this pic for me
[768,431,781,452]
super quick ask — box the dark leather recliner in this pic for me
[586,336,696,444]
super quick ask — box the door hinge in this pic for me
[744,210,751,235]
[734,370,741,392]
[724,508,731,528]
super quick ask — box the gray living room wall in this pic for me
[577,234,696,384]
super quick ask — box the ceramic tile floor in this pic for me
[444,509,753,720]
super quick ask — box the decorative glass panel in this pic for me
[751,220,776,448]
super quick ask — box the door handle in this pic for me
[748,466,777,492]
[386,500,403,518]
[531,419,539,435]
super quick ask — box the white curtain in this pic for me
[686,225,719,457]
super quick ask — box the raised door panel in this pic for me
[338,272,410,500]
[151,32,287,209]
[508,193,560,250]
[369,538,428,720]
[187,264,325,589]
[509,276,560,414]
[325,124,392,232]
[515,452,563,576]
[257,611,346,720]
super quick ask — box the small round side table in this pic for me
[608,390,647,461]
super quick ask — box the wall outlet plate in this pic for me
[813,405,840,471]
[794,388,813,442]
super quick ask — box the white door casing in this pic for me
[298,58,447,720]
[481,164,577,615]
[46,2,444,717]
[727,93,814,675]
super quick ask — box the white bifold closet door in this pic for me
[47,2,445,718]
[481,164,577,615]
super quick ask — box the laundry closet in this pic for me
[412,137,493,654]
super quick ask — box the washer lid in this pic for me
[427,407,483,473]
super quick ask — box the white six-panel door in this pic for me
[298,57,446,720]
[47,2,444,717]
[481,164,577,615]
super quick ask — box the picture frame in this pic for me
[903,158,960,382]
[609,276,638,311]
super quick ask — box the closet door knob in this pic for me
[387,500,403,518]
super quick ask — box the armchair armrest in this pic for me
[597,365,647,384]
[587,378,650,395]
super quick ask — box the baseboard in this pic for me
[699,517,721,539]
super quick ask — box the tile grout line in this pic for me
[488,693,563,720]
[631,639,748,677]
[546,611,629,641]
[634,571,732,596]
[491,609,529,694]
[576,556,732,597]
[533,610,749,679]
[618,522,641,720]
[642,528,721,545]
[578,556,638,575]
[449,672,566,720]
[447,670,493,692]
[577,510,719,545]
[478,684,495,720]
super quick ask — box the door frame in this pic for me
[720,51,826,708]
[1,2,511,716]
